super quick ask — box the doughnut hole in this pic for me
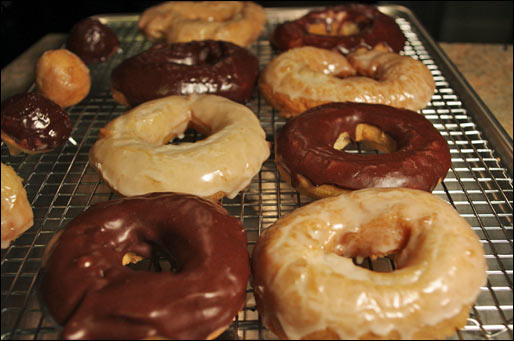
[332,123,397,154]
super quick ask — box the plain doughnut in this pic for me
[252,188,487,340]
[259,46,435,118]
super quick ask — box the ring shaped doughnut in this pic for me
[259,46,435,118]
[89,95,270,200]
[111,40,259,107]
[271,4,406,53]
[41,192,250,340]
[138,1,266,47]
[276,102,451,199]
[252,188,487,340]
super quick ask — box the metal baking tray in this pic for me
[1,5,512,340]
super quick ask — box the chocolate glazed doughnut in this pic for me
[271,4,406,53]
[110,40,259,106]
[1,93,71,154]
[40,192,250,340]
[276,102,451,198]
[66,18,120,64]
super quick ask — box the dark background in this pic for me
[1,1,513,69]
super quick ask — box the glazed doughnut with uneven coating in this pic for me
[35,49,91,108]
[276,102,451,199]
[111,40,259,107]
[252,188,487,340]
[1,163,34,249]
[271,4,406,53]
[1,93,72,155]
[138,1,266,47]
[259,46,435,118]
[41,192,250,340]
[66,18,120,64]
[89,95,270,200]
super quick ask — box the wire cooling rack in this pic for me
[1,5,513,340]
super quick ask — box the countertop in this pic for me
[1,34,513,140]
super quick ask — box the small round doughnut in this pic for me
[1,163,34,249]
[89,94,270,199]
[111,40,259,107]
[271,4,406,53]
[138,1,266,47]
[66,18,120,64]
[1,92,72,155]
[276,102,451,199]
[41,192,250,340]
[259,46,435,118]
[35,49,91,108]
[252,188,487,340]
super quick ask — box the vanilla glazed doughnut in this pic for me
[41,192,250,340]
[252,188,487,340]
[35,49,91,108]
[259,46,435,118]
[1,163,34,249]
[276,102,451,199]
[89,95,270,199]
[138,1,266,47]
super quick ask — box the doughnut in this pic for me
[271,4,406,53]
[252,188,487,340]
[35,49,91,108]
[1,92,72,155]
[66,18,120,64]
[111,40,259,107]
[40,192,250,340]
[138,1,266,47]
[1,163,34,249]
[259,46,435,118]
[89,94,270,199]
[276,102,451,199]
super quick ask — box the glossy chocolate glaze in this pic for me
[67,18,120,64]
[1,93,71,152]
[41,192,250,340]
[276,102,451,192]
[110,40,259,106]
[271,4,406,53]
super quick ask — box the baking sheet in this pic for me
[1,5,512,340]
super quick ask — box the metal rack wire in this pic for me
[1,6,512,340]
